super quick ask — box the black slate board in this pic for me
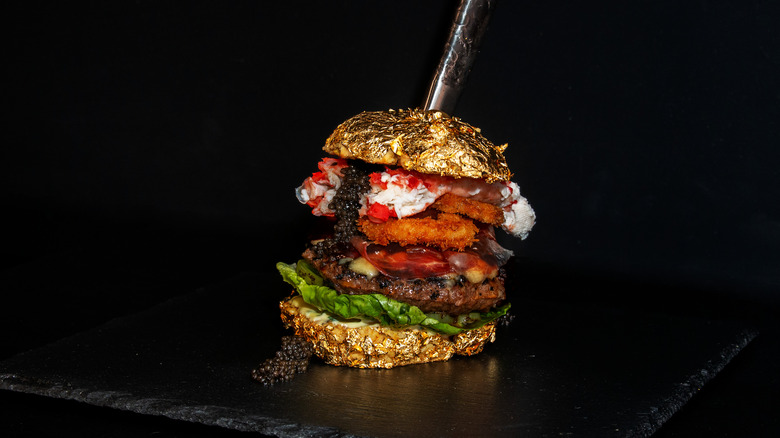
[0,272,756,437]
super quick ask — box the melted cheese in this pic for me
[348,257,380,279]
[290,296,376,328]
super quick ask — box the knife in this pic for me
[422,0,497,114]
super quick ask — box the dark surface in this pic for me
[0,259,757,437]
[0,231,777,437]
[2,0,779,436]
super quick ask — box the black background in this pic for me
[2,1,779,436]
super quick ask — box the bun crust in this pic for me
[323,109,512,183]
[280,296,497,369]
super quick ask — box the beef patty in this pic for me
[302,247,506,316]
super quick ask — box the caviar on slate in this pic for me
[251,335,315,385]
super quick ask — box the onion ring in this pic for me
[357,212,478,251]
[430,193,504,225]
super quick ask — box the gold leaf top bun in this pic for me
[323,109,512,183]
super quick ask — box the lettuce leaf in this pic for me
[276,261,510,335]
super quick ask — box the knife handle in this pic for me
[422,0,497,115]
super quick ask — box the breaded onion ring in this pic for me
[430,193,505,226]
[358,213,478,251]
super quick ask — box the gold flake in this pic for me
[323,109,513,183]
[279,296,497,369]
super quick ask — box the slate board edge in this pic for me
[624,328,759,438]
[0,373,360,438]
[0,274,358,438]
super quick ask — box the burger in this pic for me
[276,108,535,369]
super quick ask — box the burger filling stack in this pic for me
[276,109,535,368]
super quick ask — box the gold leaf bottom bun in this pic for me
[279,295,497,369]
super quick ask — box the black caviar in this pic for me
[313,162,371,255]
[498,312,515,328]
[251,335,315,385]
[330,164,371,244]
